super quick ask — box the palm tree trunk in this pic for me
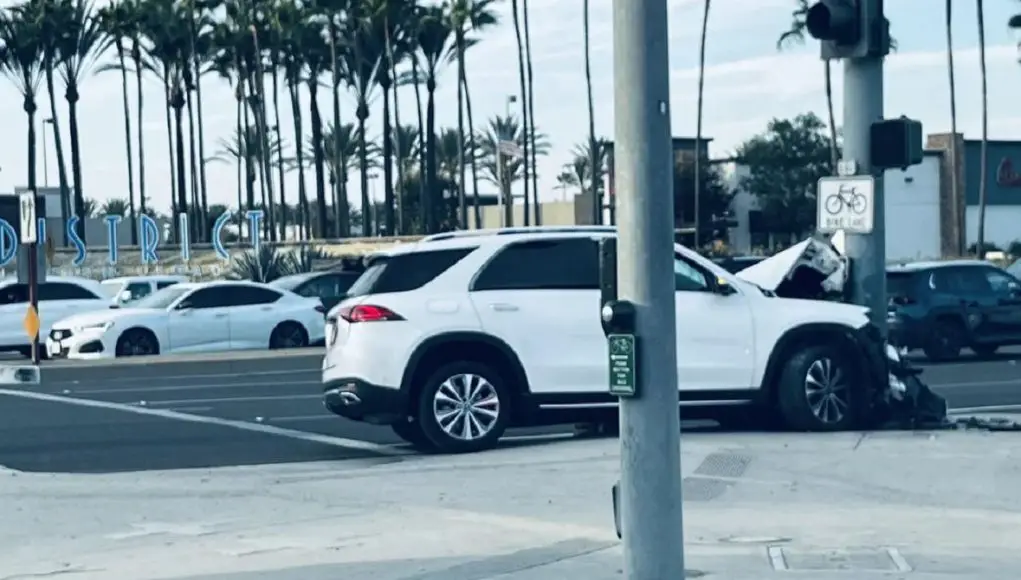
[412,59,427,232]
[250,54,277,242]
[172,94,189,242]
[288,78,311,240]
[45,66,72,235]
[381,84,396,235]
[456,34,468,229]
[235,94,244,219]
[271,67,288,240]
[463,76,482,229]
[357,104,372,236]
[385,27,405,234]
[510,0,529,227]
[133,40,148,222]
[65,80,87,243]
[425,85,438,234]
[946,0,962,254]
[583,0,598,225]
[328,24,343,238]
[522,0,540,225]
[185,86,201,241]
[824,62,838,171]
[308,78,328,239]
[25,91,38,192]
[163,80,178,218]
[194,66,210,239]
[116,43,137,245]
[975,0,988,255]
[693,0,711,248]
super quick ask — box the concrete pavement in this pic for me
[2,430,1020,579]
[0,350,1018,474]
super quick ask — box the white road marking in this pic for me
[949,404,1021,414]
[0,388,407,456]
[886,547,912,572]
[69,380,321,395]
[766,546,788,571]
[141,394,320,406]
[47,368,320,386]
[932,378,1021,389]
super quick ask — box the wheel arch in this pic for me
[270,319,309,345]
[759,323,874,404]
[399,331,530,415]
[116,325,161,354]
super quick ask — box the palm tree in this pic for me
[945,0,961,254]
[975,0,988,255]
[448,0,498,230]
[415,5,454,234]
[693,0,711,248]
[582,0,597,225]
[100,197,129,216]
[508,0,529,225]
[96,0,138,244]
[0,6,45,200]
[521,0,539,225]
[477,114,549,199]
[346,16,384,239]
[777,0,838,172]
[315,122,369,232]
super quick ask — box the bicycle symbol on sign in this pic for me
[824,184,868,215]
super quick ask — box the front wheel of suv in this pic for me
[415,361,511,453]
[776,344,860,431]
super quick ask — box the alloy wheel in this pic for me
[431,373,501,441]
[803,357,850,425]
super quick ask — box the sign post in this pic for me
[19,192,40,364]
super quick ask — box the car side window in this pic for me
[229,285,283,306]
[156,280,180,290]
[39,282,100,301]
[179,287,231,309]
[674,256,710,292]
[124,282,152,301]
[0,284,28,305]
[953,267,993,295]
[472,238,600,291]
[985,269,1020,296]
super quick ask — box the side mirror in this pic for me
[175,301,192,311]
[714,276,737,296]
[118,290,132,303]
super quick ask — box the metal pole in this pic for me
[612,1,684,578]
[42,123,50,188]
[28,242,39,365]
[496,150,504,227]
[841,14,887,335]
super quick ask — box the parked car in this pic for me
[322,227,887,453]
[0,276,109,358]
[1007,257,1021,279]
[47,280,326,359]
[100,275,188,306]
[712,255,767,274]
[270,271,361,313]
[887,260,1021,360]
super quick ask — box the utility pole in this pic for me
[611,0,685,578]
[805,0,893,335]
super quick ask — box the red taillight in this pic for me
[338,304,404,323]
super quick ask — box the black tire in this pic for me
[415,361,511,454]
[115,328,160,357]
[269,321,308,349]
[776,344,860,431]
[922,319,965,362]
[971,343,1000,358]
[391,420,434,451]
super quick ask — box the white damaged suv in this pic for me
[322,227,889,453]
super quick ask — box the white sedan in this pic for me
[46,280,326,359]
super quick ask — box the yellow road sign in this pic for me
[23,305,39,340]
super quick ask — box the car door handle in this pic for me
[489,303,519,312]
[260,306,273,311]
[214,313,227,318]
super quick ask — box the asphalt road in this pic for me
[0,349,1018,475]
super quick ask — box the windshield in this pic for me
[99,281,123,298]
[132,286,189,309]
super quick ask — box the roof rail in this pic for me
[421,225,617,242]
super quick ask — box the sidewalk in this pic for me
[3,427,1021,579]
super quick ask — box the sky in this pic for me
[0,0,1019,216]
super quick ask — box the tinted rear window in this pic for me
[346,248,476,297]
[886,272,917,299]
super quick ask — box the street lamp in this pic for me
[497,95,519,227]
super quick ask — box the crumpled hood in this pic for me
[736,233,848,300]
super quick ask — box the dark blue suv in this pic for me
[887,260,1021,361]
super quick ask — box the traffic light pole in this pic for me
[612,0,685,579]
[841,2,888,336]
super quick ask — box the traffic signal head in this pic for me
[805,0,889,60]
[870,117,923,170]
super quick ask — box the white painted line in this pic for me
[0,388,407,456]
[766,546,788,571]
[142,394,320,406]
[47,368,319,386]
[932,379,1021,389]
[71,381,321,395]
[949,404,1021,414]
[886,547,912,572]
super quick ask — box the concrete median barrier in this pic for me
[39,349,323,383]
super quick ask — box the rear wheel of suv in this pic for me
[776,344,860,431]
[415,361,511,453]
[923,319,965,361]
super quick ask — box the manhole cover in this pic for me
[769,547,912,572]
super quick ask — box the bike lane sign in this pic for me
[816,176,875,234]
